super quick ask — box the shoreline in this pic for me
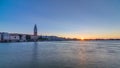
[0,39,120,43]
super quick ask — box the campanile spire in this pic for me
[34,24,37,36]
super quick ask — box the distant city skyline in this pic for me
[1,0,120,39]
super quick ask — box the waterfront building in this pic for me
[20,34,26,41]
[9,34,20,41]
[30,35,36,40]
[19,34,26,41]
[1,32,10,41]
[0,24,39,42]
[0,33,1,41]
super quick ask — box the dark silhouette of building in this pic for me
[34,24,37,36]
[33,24,38,41]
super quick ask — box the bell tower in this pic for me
[34,24,37,36]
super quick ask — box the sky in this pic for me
[0,0,120,39]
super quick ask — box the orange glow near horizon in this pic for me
[55,33,120,39]
[80,37,85,40]
[39,31,120,39]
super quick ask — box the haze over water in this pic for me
[0,41,120,68]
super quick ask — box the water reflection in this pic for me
[31,42,39,68]
[1,41,120,68]
[79,42,87,68]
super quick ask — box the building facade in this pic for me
[1,32,10,41]
[20,34,26,41]
[9,34,20,41]
[0,33,1,41]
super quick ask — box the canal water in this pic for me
[0,41,120,68]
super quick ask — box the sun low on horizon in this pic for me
[80,37,85,40]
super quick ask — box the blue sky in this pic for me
[0,0,120,39]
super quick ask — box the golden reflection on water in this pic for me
[79,42,87,68]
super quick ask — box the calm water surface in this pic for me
[0,41,120,68]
